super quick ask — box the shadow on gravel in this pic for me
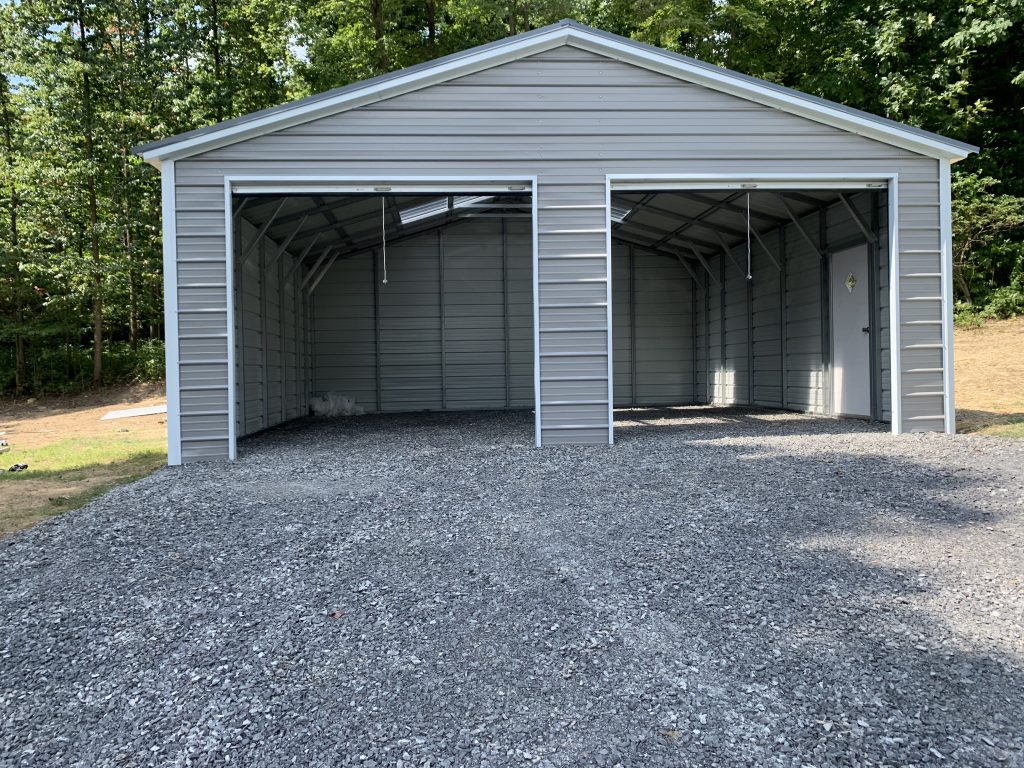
[1,408,1022,767]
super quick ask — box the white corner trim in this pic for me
[161,160,182,465]
[604,178,615,445]
[531,178,542,448]
[224,179,238,460]
[888,177,903,434]
[142,27,972,165]
[939,160,956,434]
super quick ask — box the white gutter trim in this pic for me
[141,27,972,165]
[939,160,956,434]
[161,160,182,465]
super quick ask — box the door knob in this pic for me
[862,326,870,333]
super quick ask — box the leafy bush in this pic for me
[979,287,1024,321]
[954,301,986,329]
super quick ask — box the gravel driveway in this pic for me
[2,408,1023,767]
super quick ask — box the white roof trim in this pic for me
[140,23,975,165]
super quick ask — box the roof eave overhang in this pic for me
[138,25,976,167]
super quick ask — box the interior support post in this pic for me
[869,191,882,421]
[779,226,788,410]
[719,256,726,405]
[439,229,447,410]
[704,270,711,404]
[819,207,832,416]
[278,236,286,425]
[747,256,754,406]
[236,213,245,434]
[691,274,698,403]
[259,238,269,429]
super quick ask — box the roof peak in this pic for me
[135,21,976,164]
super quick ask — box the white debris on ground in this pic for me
[310,392,365,417]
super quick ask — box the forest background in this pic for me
[0,0,1021,394]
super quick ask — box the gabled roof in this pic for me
[135,19,977,166]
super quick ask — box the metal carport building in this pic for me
[136,20,976,464]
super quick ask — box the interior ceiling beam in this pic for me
[614,218,731,254]
[621,195,754,241]
[711,230,748,275]
[283,233,325,282]
[238,198,286,265]
[665,191,788,225]
[643,190,745,248]
[689,246,721,286]
[777,194,826,258]
[271,195,365,227]
[838,193,878,245]
[266,215,308,271]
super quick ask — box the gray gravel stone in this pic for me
[2,407,1023,767]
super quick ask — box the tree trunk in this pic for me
[77,9,103,386]
[370,0,389,72]
[427,0,436,55]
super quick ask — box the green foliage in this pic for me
[0,339,165,395]
[0,0,1021,394]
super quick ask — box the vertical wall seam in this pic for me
[259,238,269,430]
[691,273,697,403]
[278,239,286,425]
[719,256,726,405]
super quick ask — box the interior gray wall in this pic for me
[692,191,889,419]
[235,219,311,439]
[612,244,696,406]
[311,218,534,413]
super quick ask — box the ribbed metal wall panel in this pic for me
[235,219,310,439]
[171,44,947,459]
[611,243,695,406]
[312,219,534,413]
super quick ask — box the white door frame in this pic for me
[218,175,540,461]
[605,173,914,439]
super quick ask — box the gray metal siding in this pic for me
[235,219,310,439]
[172,44,946,458]
[312,219,534,413]
[611,243,695,407]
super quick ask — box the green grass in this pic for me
[972,418,1024,438]
[0,433,167,538]
[2,434,167,481]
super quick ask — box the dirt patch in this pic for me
[0,383,167,538]
[955,316,1024,434]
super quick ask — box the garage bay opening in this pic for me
[609,186,890,427]
[231,187,534,441]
